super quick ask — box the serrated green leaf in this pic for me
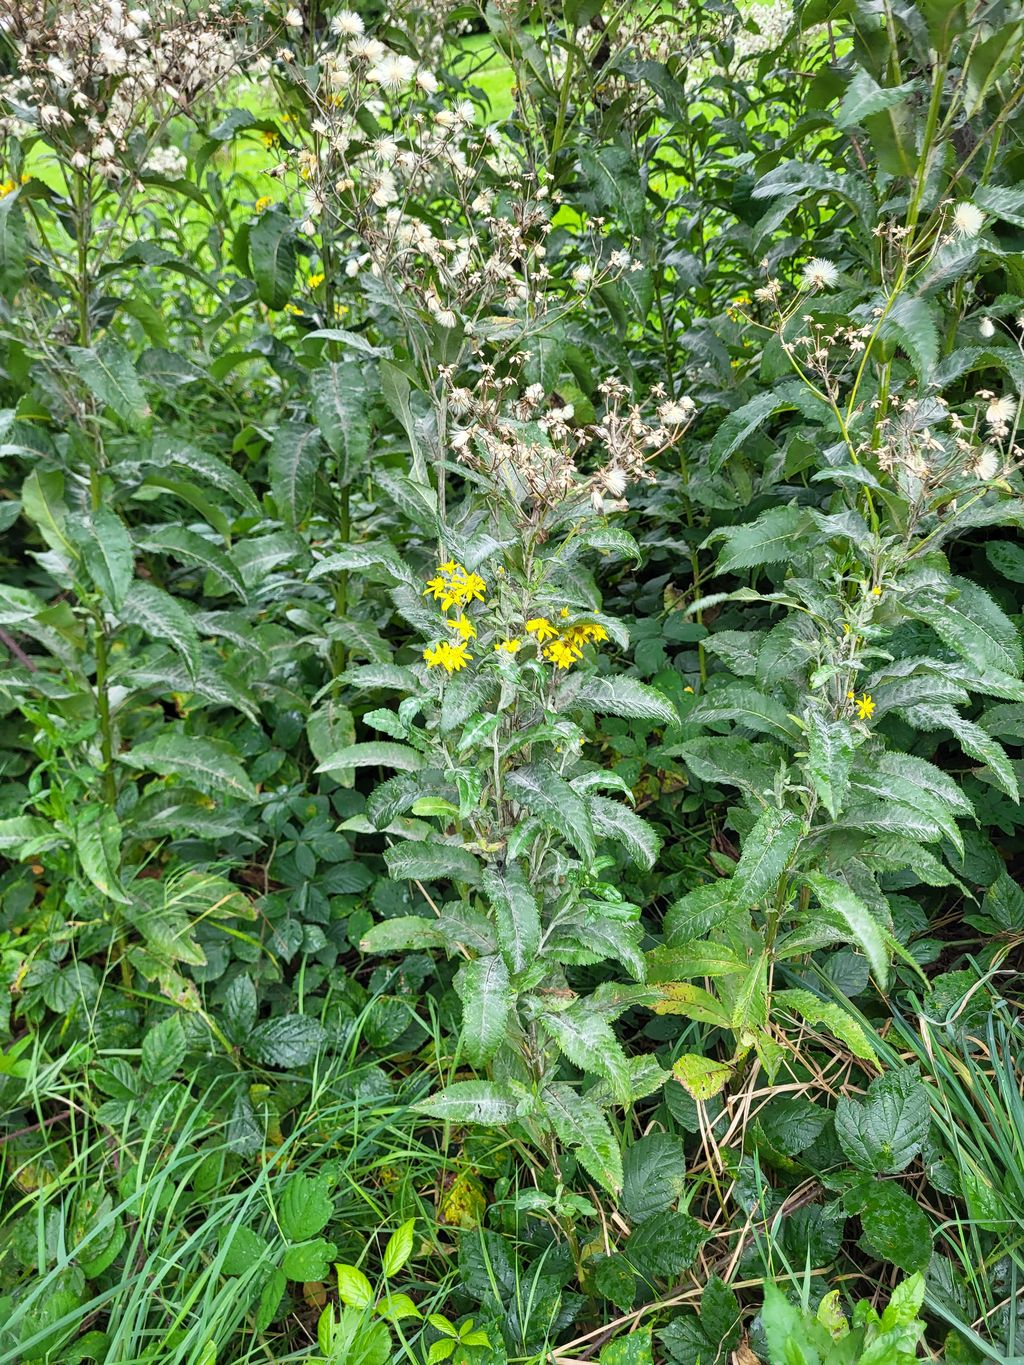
[844,1175,931,1273]
[118,580,201,678]
[249,208,295,308]
[122,733,258,800]
[382,1219,415,1277]
[79,509,134,608]
[138,525,247,601]
[539,1004,630,1103]
[588,795,662,871]
[732,806,801,909]
[773,989,877,1061]
[803,872,889,990]
[280,1170,334,1242]
[835,1068,930,1173]
[707,504,812,572]
[281,1237,337,1282]
[310,362,370,476]
[244,1014,327,1067]
[141,1013,187,1085]
[575,676,677,725]
[543,1082,623,1195]
[75,804,130,902]
[384,840,481,885]
[269,421,321,526]
[621,1133,687,1223]
[336,1263,374,1308]
[689,683,801,742]
[806,709,854,817]
[70,337,150,429]
[481,864,540,974]
[454,955,511,1067]
[360,915,444,953]
[0,815,59,853]
[506,764,594,859]
[415,1081,530,1125]
[317,742,423,773]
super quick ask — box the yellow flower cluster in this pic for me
[0,175,28,198]
[527,617,609,670]
[423,640,471,674]
[424,561,487,612]
[255,195,272,212]
[308,271,325,289]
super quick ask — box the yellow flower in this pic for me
[255,195,272,212]
[846,690,855,699]
[563,623,608,650]
[559,607,570,618]
[451,613,476,642]
[525,617,559,643]
[284,302,302,315]
[308,271,325,288]
[494,638,521,654]
[262,130,279,148]
[423,641,471,674]
[543,640,579,670]
[333,301,349,318]
[855,693,875,721]
[0,179,16,198]
[423,562,486,611]
[870,585,882,597]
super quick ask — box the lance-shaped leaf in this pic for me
[706,501,814,569]
[416,1081,531,1125]
[249,207,295,308]
[75,805,130,902]
[269,421,321,527]
[70,337,150,430]
[121,733,259,801]
[154,437,261,514]
[310,362,370,477]
[901,701,1019,802]
[773,989,876,1062]
[118,580,201,678]
[730,806,801,909]
[454,955,511,1067]
[482,864,540,975]
[539,1003,630,1104]
[505,764,594,860]
[317,741,423,774]
[575,676,677,725]
[802,872,889,991]
[543,1082,623,1194]
[805,709,854,818]
[138,525,247,601]
[0,815,60,854]
[588,795,662,870]
[910,578,1022,678]
[78,508,134,609]
[384,840,481,886]
[688,683,801,742]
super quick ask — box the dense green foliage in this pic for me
[1,0,1024,1361]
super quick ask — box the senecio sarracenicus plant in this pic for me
[315,366,695,1211]
[664,205,1024,1098]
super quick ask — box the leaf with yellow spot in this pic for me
[672,1053,735,1101]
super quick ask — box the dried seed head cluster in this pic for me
[442,364,693,523]
[0,0,238,174]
